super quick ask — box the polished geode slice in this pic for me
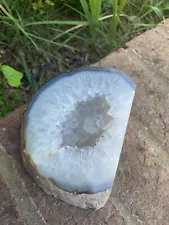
[21,67,136,209]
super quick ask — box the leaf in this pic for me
[0,65,23,87]
[80,0,91,23]
[25,20,88,26]
[150,6,164,20]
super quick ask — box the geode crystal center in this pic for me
[61,95,113,148]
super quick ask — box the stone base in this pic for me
[21,145,111,210]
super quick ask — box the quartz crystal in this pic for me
[22,67,136,208]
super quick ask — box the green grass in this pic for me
[0,0,169,117]
[1,0,168,58]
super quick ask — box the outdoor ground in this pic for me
[1,19,169,225]
[1,1,169,224]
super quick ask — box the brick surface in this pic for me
[1,19,169,225]
[0,177,23,225]
[154,20,169,38]
[0,148,47,225]
[126,23,169,80]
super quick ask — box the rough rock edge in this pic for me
[20,118,111,210]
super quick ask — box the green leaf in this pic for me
[0,65,23,87]
[80,0,91,23]
[150,6,164,20]
[25,20,88,26]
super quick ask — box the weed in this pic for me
[0,63,23,87]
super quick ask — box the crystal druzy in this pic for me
[23,68,136,194]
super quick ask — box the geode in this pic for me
[21,67,136,209]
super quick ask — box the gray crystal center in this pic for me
[61,95,113,148]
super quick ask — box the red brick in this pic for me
[0,177,24,225]
[126,21,169,80]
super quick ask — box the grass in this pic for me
[0,0,169,117]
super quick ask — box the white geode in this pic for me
[22,67,136,209]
